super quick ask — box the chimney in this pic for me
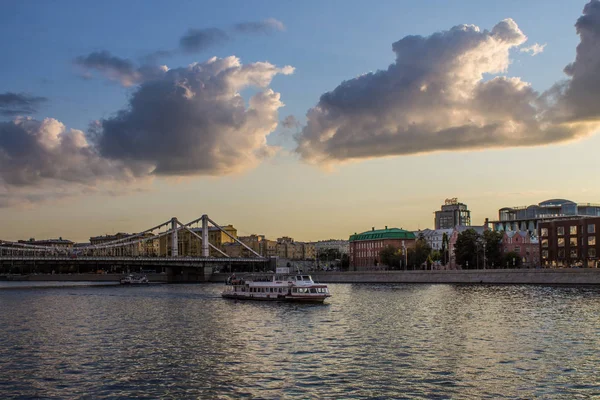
[372,227,375,231]
[385,226,388,230]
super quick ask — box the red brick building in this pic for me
[349,227,416,270]
[539,217,600,268]
[502,231,540,268]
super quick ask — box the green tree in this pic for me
[380,245,402,269]
[482,230,504,268]
[503,251,522,268]
[341,254,350,270]
[431,250,442,262]
[454,229,481,269]
[441,232,450,265]
[409,235,432,269]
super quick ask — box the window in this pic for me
[570,237,578,247]
[570,249,578,258]
[542,239,548,248]
[589,248,597,258]
[558,238,565,247]
[557,227,565,236]
[542,250,549,259]
[588,224,596,234]
[541,228,548,237]
[558,249,565,258]
[589,236,596,246]
[570,226,577,235]
[514,246,521,253]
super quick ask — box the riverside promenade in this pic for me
[213,268,600,285]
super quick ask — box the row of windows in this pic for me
[542,236,596,248]
[541,224,596,237]
[355,241,385,249]
[542,248,596,259]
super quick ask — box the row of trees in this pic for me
[378,229,522,270]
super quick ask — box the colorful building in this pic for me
[349,227,416,270]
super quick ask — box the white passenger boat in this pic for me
[222,268,331,303]
[119,274,149,285]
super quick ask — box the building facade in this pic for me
[413,228,453,251]
[18,238,74,250]
[349,227,416,270]
[501,231,539,268]
[491,199,600,237]
[314,240,350,255]
[435,198,471,229]
[539,217,600,268]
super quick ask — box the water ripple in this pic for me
[0,283,599,398]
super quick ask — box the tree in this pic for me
[503,251,522,268]
[431,250,442,262]
[454,229,481,269]
[341,254,350,270]
[482,230,503,268]
[441,232,450,265]
[408,235,432,269]
[380,245,402,269]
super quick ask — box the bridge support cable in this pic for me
[79,219,172,250]
[205,215,263,258]
[176,223,228,257]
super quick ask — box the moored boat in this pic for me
[119,274,149,285]
[222,267,331,303]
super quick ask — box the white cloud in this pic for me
[520,42,546,56]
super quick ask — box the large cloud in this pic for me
[0,117,130,186]
[74,51,168,87]
[96,56,294,175]
[0,92,47,117]
[296,3,600,165]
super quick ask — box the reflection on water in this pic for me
[0,283,599,399]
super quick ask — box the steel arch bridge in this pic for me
[0,215,270,275]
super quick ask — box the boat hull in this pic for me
[221,293,329,303]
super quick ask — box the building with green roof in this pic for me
[349,227,416,270]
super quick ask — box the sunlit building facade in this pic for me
[349,227,416,270]
[539,217,600,268]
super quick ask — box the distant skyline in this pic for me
[2,1,600,242]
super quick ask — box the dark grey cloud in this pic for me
[96,56,294,175]
[0,117,131,187]
[0,92,47,116]
[281,115,300,129]
[74,51,168,86]
[234,18,285,34]
[179,28,229,53]
[296,3,600,165]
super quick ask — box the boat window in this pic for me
[302,276,310,280]
[270,288,274,293]
[292,288,297,293]
[310,288,317,293]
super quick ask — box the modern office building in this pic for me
[539,216,600,268]
[491,199,600,236]
[434,198,471,229]
[349,226,416,270]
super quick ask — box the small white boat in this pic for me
[222,267,331,303]
[119,274,149,285]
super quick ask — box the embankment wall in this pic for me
[211,269,600,285]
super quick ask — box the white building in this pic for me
[314,239,350,255]
[413,228,454,251]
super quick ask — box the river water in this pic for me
[0,283,599,399]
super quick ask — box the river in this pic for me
[0,283,599,399]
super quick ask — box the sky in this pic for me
[1,0,600,243]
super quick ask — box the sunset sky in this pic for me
[1,0,600,243]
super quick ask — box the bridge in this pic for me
[0,215,273,282]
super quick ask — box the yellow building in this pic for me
[160,225,237,257]
[275,237,314,260]
[89,232,159,256]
